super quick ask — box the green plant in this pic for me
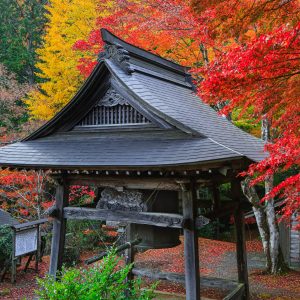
[66,220,106,251]
[42,220,107,266]
[0,225,12,267]
[198,220,225,239]
[36,251,156,300]
[63,245,81,267]
[0,288,10,297]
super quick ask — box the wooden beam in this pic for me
[49,177,69,278]
[85,238,141,265]
[63,207,209,230]
[232,179,249,300]
[51,171,240,190]
[12,218,48,230]
[223,283,245,300]
[182,180,200,300]
[64,175,182,190]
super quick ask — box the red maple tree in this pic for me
[0,170,54,221]
[74,0,299,224]
[0,169,96,222]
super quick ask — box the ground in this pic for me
[0,238,299,300]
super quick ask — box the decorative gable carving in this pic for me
[98,43,134,74]
[75,87,152,127]
[100,87,129,106]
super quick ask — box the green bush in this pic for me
[65,220,107,251]
[60,220,107,266]
[36,251,156,300]
[198,220,225,239]
[63,246,81,267]
[42,220,107,266]
[0,225,13,267]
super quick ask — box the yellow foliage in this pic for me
[26,0,107,120]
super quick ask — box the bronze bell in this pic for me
[130,190,181,249]
[97,188,181,249]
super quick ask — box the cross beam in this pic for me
[63,207,209,229]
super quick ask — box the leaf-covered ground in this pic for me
[0,238,299,300]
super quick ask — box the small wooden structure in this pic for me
[279,214,300,269]
[10,219,47,283]
[0,209,47,283]
[0,29,266,299]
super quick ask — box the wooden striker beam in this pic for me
[63,207,209,229]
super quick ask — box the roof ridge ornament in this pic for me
[98,43,134,75]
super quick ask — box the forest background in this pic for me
[0,0,299,274]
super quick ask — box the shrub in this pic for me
[198,220,225,239]
[36,251,156,300]
[43,220,107,266]
[62,246,81,267]
[0,225,12,268]
[61,220,107,266]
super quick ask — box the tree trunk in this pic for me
[262,116,281,273]
[241,178,272,271]
[241,116,287,274]
[264,175,287,273]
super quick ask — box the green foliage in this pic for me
[56,220,107,266]
[198,220,225,239]
[63,246,81,267]
[0,0,47,83]
[0,64,32,136]
[274,166,299,187]
[36,251,156,300]
[0,225,13,266]
[231,108,261,137]
[0,288,10,297]
[66,220,106,251]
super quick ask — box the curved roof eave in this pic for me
[24,62,110,141]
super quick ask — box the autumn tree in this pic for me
[0,170,53,221]
[0,64,33,140]
[75,0,299,274]
[196,1,300,273]
[0,169,96,222]
[0,0,47,84]
[74,0,201,76]
[26,0,106,120]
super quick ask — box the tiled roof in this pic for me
[0,209,19,226]
[0,29,266,170]
[0,133,242,169]
[108,62,266,162]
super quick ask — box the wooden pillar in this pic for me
[232,179,249,300]
[182,180,200,300]
[124,224,136,298]
[35,225,40,272]
[49,177,69,277]
[11,231,16,283]
[125,224,135,282]
[212,183,220,239]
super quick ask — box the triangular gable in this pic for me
[73,87,153,128]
